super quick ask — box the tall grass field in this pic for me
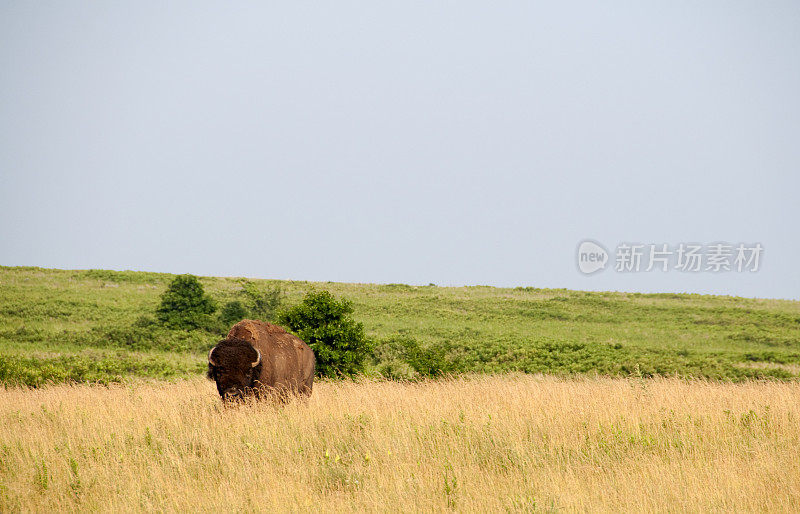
[1,376,799,512]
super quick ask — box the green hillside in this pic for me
[0,265,798,385]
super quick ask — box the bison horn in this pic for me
[252,348,261,368]
[208,347,217,366]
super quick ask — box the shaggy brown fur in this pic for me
[208,320,315,401]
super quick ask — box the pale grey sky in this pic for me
[1,2,798,299]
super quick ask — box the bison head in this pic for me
[206,338,262,400]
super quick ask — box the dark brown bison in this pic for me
[207,320,315,400]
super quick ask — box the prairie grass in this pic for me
[1,375,799,512]
[2,266,800,384]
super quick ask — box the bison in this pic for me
[207,320,315,401]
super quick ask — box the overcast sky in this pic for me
[1,2,798,299]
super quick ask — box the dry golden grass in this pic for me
[1,375,799,513]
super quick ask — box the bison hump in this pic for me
[227,320,289,342]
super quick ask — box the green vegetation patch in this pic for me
[0,265,799,385]
[0,351,204,387]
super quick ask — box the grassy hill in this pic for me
[0,265,798,385]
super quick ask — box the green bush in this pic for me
[155,275,217,329]
[278,290,371,378]
[240,281,283,321]
[220,300,250,326]
[372,336,455,379]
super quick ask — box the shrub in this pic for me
[155,275,216,329]
[241,281,283,321]
[220,300,249,326]
[372,336,454,379]
[278,290,371,378]
[374,359,418,381]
